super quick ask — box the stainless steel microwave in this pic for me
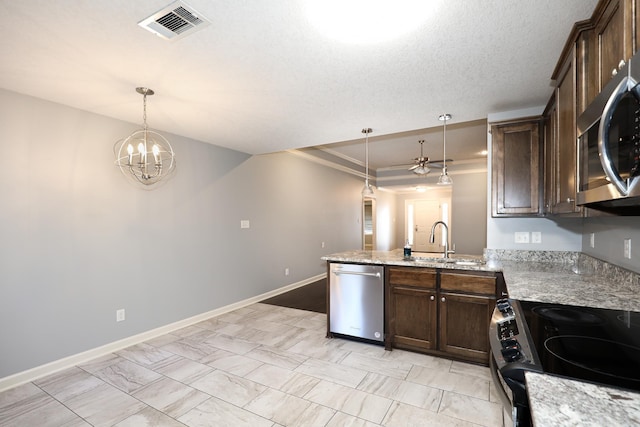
[577,53,640,213]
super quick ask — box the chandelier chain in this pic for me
[142,93,148,130]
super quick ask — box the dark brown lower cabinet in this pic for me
[386,267,437,352]
[386,267,495,365]
[389,285,437,351]
[439,292,494,363]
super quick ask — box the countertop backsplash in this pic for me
[483,249,579,264]
[485,249,639,289]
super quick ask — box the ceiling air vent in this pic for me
[138,1,211,41]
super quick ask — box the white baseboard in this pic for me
[0,274,325,393]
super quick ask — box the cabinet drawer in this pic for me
[388,267,436,289]
[440,273,495,295]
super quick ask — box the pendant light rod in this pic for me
[361,127,375,197]
[438,113,451,166]
[437,114,453,186]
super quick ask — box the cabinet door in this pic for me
[388,285,437,351]
[491,120,542,216]
[439,292,494,364]
[594,0,634,92]
[553,49,581,214]
[543,97,557,214]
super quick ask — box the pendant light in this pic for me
[114,87,176,189]
[437,114,453,186]
[361,127,376,198]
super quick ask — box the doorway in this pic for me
[405,194,451,253]
[363,197,376,250]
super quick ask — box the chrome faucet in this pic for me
[429,221,455,258]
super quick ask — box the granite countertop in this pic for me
[495,256,640,313]
[322,249,494,272]
[323,248,640,312]
[525,372,640,427]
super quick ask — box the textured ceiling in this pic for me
[0,0,598,160]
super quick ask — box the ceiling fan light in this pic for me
[413,165,430,175]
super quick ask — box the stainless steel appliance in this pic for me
[328,263,384,342]
[577,52,640,212]
[490,298,640,426]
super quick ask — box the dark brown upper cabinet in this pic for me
[591,0,636,100]
[491,119,542,217]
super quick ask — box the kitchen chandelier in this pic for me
[437,113,453,186]
[361,127,375,198]
[114,87,176,189]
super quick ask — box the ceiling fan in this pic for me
[407,140,452,175]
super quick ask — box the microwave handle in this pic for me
[598,75,637,196]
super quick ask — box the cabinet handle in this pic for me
[612,68,618,77]
[619,59,626,70]
[441,297,446,303]
[566,198,575,203]
[430,295,435,301]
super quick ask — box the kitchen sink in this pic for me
[413,254,485,266]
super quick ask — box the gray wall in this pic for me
[392,173,487,256]
[0,89,363,378]
[372,189,397,251]
[451,172,487,255]
[582,216,640,273]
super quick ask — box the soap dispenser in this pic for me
[403,240,412,258]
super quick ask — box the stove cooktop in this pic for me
[519,300,640,392]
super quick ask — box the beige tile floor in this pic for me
[0,303,504,426]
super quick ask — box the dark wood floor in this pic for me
[260,279,326,313]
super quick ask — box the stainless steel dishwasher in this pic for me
[329,263,384,342]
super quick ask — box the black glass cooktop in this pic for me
[519,300,640,392]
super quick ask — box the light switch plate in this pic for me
[590,233,595,248]
[531,232,542,244]
[240,220,250,229]
[624,238,632,259]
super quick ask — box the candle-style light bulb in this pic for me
[152,144,160,165]
[127,144,134,165]
[138,142,146,164]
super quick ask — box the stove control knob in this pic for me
[501,346,522,362]
[496,299,511,313]
[501,338,518,349]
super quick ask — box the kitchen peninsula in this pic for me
[323,249,640,426]
[323,249,500,365]
[323,248,640,313]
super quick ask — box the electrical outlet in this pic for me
[590,233,595,248]
[531,232,542,244]
[285,268,290,276]
[240,220,250,229]
[624,238,632,259]
[514,232,530,244]
[116,309,125,322]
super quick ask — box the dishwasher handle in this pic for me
[333,269,381,278]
